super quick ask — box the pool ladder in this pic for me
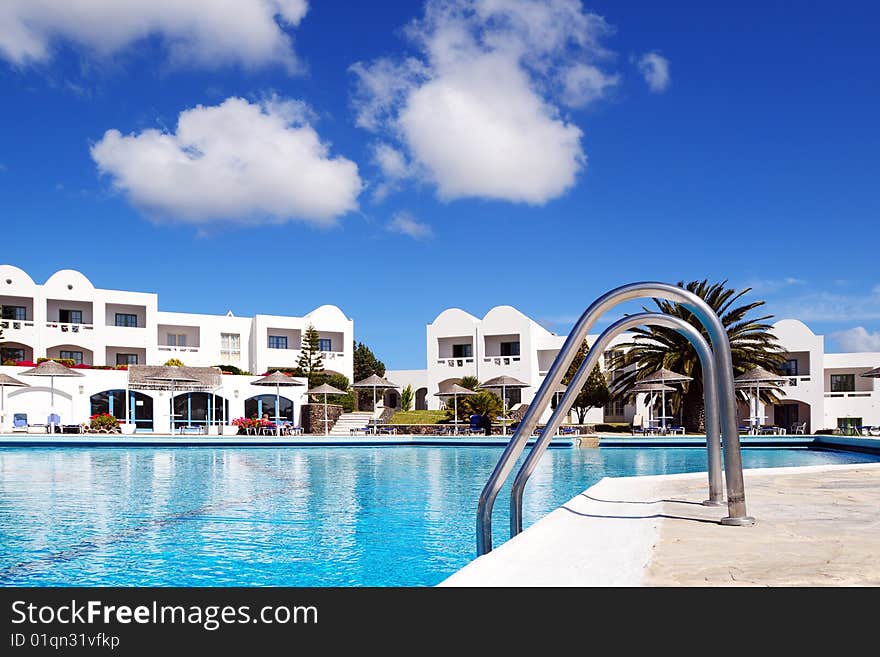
[476,282,755,556]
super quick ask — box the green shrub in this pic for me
[215,364,252,375]
[163,358,185,367]
[594,423,631,433]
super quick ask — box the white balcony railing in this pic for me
[483,356,521,366]
[824,392,873,398]
[0,320,34,331]
[46,322,94,333]
[322,351,344,359]
[158,345,200,353]
[437,357,474,367]
[784,375,812,387]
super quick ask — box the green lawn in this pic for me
[389,410,448,425]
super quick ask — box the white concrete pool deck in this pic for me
[441,462,880,586]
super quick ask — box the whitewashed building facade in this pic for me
[0,264,353,432]
[387,307,880,432]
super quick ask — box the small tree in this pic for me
[561,340,611,424]
[458,390,503,420]
[297,325,324,386]
[458,375,480,390]
[163,358,185,367]
[352,341,386,410]
[400,384,414,411]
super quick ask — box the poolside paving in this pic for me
[440,462,880,587]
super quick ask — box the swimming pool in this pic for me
[1,446,876,586]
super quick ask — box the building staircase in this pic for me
[328,411,375,436]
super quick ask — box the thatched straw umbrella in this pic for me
[734,366,787,433]
[251,371,305,436]
[637,368,693,431]
[352,374,399,429]
[434,383,477,435]
[20,360,84,432]
[478,375,529,435]
[630,381,676,430]
[307,383,347,435]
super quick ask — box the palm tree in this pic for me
[610,280,786,432]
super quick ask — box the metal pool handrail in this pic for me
[475,282,754,556]
[510,312,724,538]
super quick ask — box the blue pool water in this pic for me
[0,446,877,586]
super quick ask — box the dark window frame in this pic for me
[500,341,520,357]
[2,305,27,321]
[830,374,855,393]
[116,353,138,366]
[59,350,84,365]
[115,313,138,328]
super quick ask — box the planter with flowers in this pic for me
[90,412,120,434]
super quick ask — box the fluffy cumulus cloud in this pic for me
[636,52,670,92]
[0,0,309,71]
[832,327,880,352]
[351,0,622,204]
[387,211,433,240]
[91,96,362,226]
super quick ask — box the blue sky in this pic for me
[1,1,878,369]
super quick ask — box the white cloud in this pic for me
[387,212,432,240]
[0,0,309,72]
[636,52,670,92]
[351,0,620,204]
[561,63,620,107]
[370,143,413,202]
[832,327,880,352]
[91,96,362,226]
[769,285,880,322]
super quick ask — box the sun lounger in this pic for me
[630,414,650,435]
[12,414,28,432]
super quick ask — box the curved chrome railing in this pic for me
[476,282,754,556]
[510,312,724,537]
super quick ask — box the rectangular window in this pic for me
[781,359,799,376]
[1,306,26,320]
[167,334,187,347]
[115,313,138,328]
[269,335,288,349]
[603,397,625,418]
[452,343,473,358]
[116,353,138,366]
[1,347,25,362]
[59,309,82,324]
[500,341,520,357]
[221,333,241,357]
[830,374,855,392]
[837,417,862,435]
[318,338,332,352]
[59,350,83,365]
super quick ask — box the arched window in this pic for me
[90,389,154,430]
[415,387,428,410]
[172,392,230,430]
[244,394,295,422]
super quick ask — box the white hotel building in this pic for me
[386,306,880,433]
[0,265,353,432]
